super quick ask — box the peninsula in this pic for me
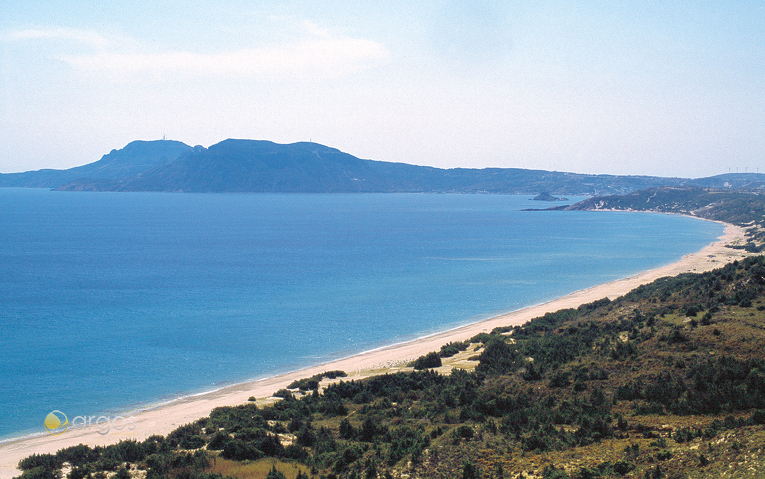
[3,139,765,195]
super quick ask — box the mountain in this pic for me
[0,140,193,189]
[44,139,697,194]
[3,138,764,195]
[90,139,403,193]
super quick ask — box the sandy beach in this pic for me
[0,221,750,479]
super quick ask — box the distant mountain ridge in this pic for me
[0,140,193,189]
[2,139,764,195]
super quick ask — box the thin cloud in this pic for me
[60,36,390,78]
[6,23,390,80]
[7,27,113,49]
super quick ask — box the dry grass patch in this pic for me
[207,457,310,479]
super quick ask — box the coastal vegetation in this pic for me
[286,372,348,392]
[13,188,765,479]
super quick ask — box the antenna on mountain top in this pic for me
[162,134,166,141]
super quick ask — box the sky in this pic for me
[1,1,763,178]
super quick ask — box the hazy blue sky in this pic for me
[1,1,763,177]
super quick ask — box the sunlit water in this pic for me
[0,189,723,439]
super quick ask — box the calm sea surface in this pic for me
[0,189,723,439]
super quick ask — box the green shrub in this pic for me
[549,371,571,388]
[411,352,442,370]
[18,454,62,472]
[221,439,263,461]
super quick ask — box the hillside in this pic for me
[567,186,765,225]
[4,139,765,195]
[0,141,192,189]
[51,139,691,195]
[83,140,404,193]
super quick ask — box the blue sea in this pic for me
[0,189,724,440]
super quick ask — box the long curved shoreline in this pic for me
[0,222,749,479]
